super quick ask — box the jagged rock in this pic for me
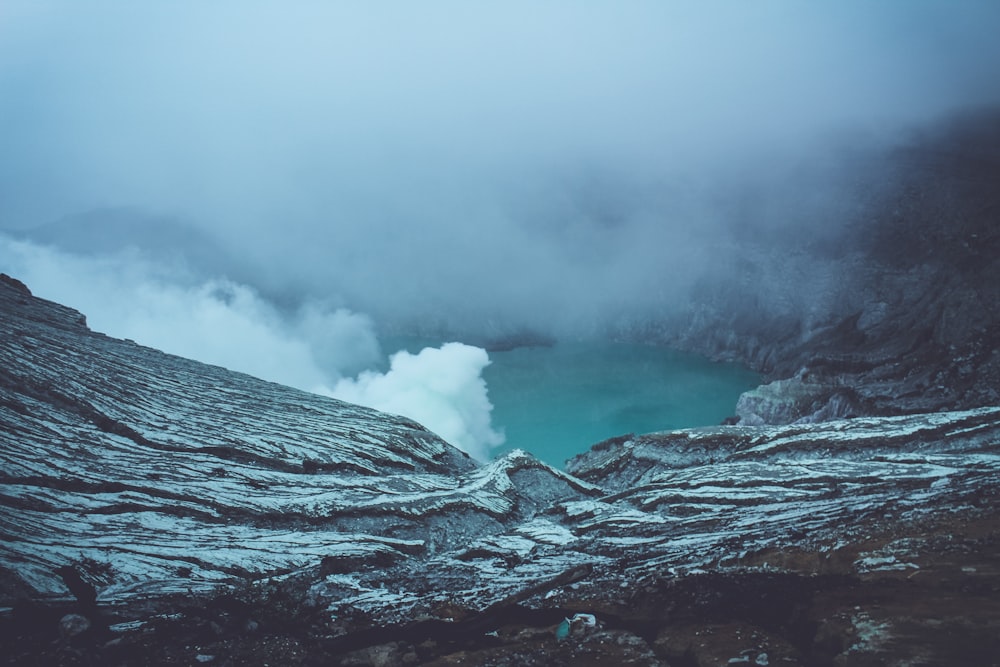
[0,273,30,296]
[734,376,859,425]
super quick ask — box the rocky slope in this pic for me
[3,274,1000,665]
[0,274,590,602]
[659,109,1000,427]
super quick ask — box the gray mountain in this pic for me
[11,207,231,274]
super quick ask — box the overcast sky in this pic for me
[2,2,999,457]
[3,2,999,237]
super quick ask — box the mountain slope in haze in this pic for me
[6,207,233,278]
[661,109,1000,426]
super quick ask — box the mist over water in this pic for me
[2,2,999,459]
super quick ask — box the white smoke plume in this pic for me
[326,343,504,462]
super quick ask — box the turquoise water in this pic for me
[384,338,759,468]
[483,341,758,467]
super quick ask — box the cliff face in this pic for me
[3,275,1000,665]
[662,110,1000,426]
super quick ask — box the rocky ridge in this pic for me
[3,275,1000,665]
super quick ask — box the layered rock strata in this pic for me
[2,276,999,665]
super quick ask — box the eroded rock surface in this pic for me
[3,276,1000,665]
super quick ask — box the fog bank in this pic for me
[3,2,1000,335]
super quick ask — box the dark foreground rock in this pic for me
[3,276,1000,665]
